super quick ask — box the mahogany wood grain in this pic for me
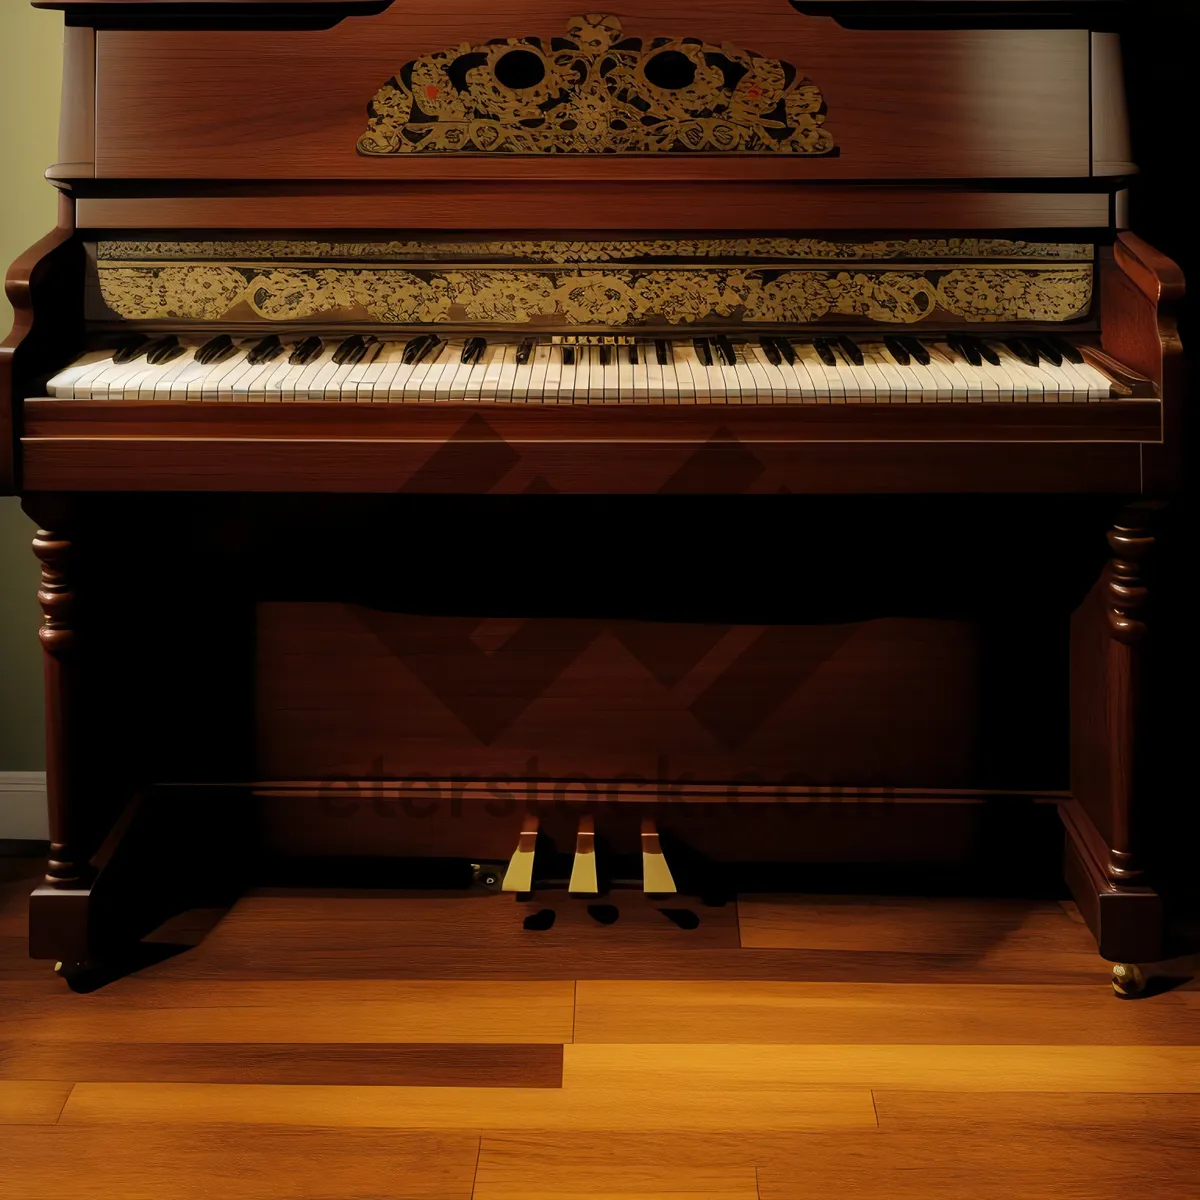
[23,501,82,891]
[21,399,1163,442]
[57,27,95,177]
[1,224,79,493]
[91,6,1089,180]
[1102,234,1185,492]
[73,186,1111,230]
[18,437,1146,494]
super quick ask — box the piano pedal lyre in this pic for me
[568,813,599,895]
[640,818,678,895]
[501,814,540,894]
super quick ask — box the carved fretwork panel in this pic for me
[358,13,835,155]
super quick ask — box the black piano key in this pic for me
[774,337,796,365]
[1028,336,1063,367]
[144,335,183,365]
[515,338,535,366]
[599,339,613,367]
[835,334,865,366]
[290,335,324,365]
[402,334,435,364]
[883,336,911,366]
[898,336,930,366]
[694,337,713,366]
[333,334,367,366]
[1047,334,1085,364]
[974,337,1001,366]
[714,335,736,366]
[412,335,443,365]
[758,336,781,366]
[948,334,982,367]
[561,339,576,366]
[195,333,236,365]
[111,335,151,364]
[461,336,486,365]
[628,339,639,365]
[655,339,672,366]
[247,335,284,365]
[814,338,839,367]
[1004,337,1040,367]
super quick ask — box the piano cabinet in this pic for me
[2,0,1186,994]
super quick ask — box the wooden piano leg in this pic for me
[1064,500,1166,988]
[23,500,94,974]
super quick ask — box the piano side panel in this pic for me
[91,2,1090,180]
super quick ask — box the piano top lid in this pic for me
[790,0,1130,27]
[30,0,394,30]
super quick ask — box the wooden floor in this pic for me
[2,857,1199,1200]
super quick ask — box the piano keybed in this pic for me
[46,331,1121,404]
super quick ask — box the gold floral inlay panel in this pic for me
[98,238,1094,264]
[96,263,1093,326]
[357,13,834,155]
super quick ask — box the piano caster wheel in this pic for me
[1111,963,1147,997]
[471,862,506,893]
[54,960,97,993]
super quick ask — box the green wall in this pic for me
[1,4,63,770]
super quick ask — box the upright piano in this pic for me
[1,0,1183,993]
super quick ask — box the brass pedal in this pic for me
[501,814,539,893]
[641,817,677,895]
[568,813,599,895]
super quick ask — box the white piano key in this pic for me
[350,341,402,402]
[1074,357,1115,400]
[338,340,385,401]
[495,344,522,403]
[748,345,787,405]
[913,349,960,402]
[674,344,700,404]
[832,345,877,403]
[46,349,117,397]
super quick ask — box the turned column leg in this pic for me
[25,502,89,892]
[1065,498,1166,976]
[1100,501,1159,886]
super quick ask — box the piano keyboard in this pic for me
[46,332,1117,404]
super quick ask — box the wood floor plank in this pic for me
[0,1080,72,1124]
[873,1090,1200,1131]
[738,894,1100,963]
[573,980,1200,1044]
[755,1129,1200,1200]
[475,1131,760,1199]
[134,891,1110,984]
[0,1040,563,1086]
[0,979,574,1043]
[0,1126,480,1199]
[564,1043,1200,1093]
[57,1081,877,1132]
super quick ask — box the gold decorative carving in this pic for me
[99,238,1094,264]
[97,263,1093,327]
[357,13,834,155]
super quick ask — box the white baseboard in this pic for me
[0,772,48,840]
